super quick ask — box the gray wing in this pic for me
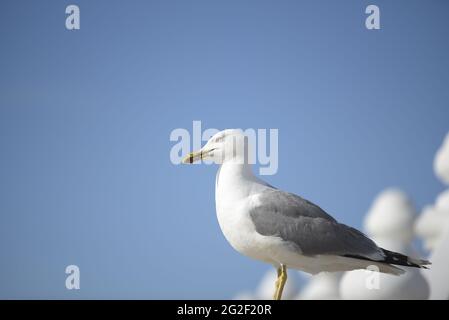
[249,189,384,261]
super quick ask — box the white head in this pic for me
[182,129,251,165]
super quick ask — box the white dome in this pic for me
[364,188,416,242]
[340,188,430,300]
[297,272,341,300]
[434,132,449,185]
[424,224,449,299]
[415,189,449,251]
[340,268,429,300]
[436,188,449,209]
[369,237,411,254]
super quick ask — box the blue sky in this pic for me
[0,0,448,299]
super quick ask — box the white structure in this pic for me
[415,131,449,299]
[416,131,449,251]
[434,132,449,185]
[415,190,449,251]
[364,189,416,245]
[425,224,449,299]
[297,272,341,300]
[340,189,430,299]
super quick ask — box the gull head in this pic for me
[182,129,250,165]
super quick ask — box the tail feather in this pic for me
[381,248,431,269]
[343,248,431,276]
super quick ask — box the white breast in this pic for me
[214,164,281,264]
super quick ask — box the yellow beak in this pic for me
[182,150,203,164]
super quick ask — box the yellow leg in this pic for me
[273,267,281,300]
[273,264,287,300]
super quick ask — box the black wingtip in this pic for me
[381,249,431,269]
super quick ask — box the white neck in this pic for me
[216,161,253,186]
[215,161,270,205]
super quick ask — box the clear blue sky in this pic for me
[0,0,448,299]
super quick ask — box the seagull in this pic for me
[182,129,430,300]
